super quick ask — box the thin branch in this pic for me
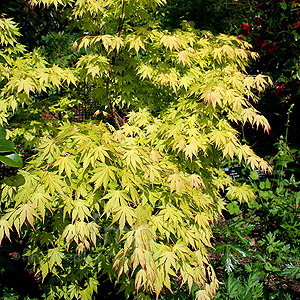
[97,16,102,35]
[105,78,122,129]
[20,0,79,57]
[105,0,126,129]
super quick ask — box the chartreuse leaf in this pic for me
[89,164,116,190]
[167,173,185,196]
[47,247,64,270]
[103,190,132,214]
[124,148,144,172]
[227,183,256,203]
[17,203,41,229]
[158,249,178,275]
[196,290,211,300]
[53,155,78,180]
[112,205,137,232]
[43,172,66,195]
[0,219,11,242]
[72,199,92,222]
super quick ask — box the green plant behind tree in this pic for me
[212,105,300,299]
[0,0,273,299]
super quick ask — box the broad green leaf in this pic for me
[0,139,15,152]
[0,152,23,167]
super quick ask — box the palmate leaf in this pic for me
[17,203,41,229]
[124,148,144,172]
[31,190,52,220]
[145,165,161,185]
[195,290,211,300]
[89,164,117,190]
[241,108,257,125]
[135,269,148,293]
[85,277,99,296]
[221,44,235,59]
[112,205,137,232]
[39,138,60,159]
[137,64,153,80]
[178,50,188,66]
[92,145,111,163]
[125,181,140,205]
[189,174,206,191]
[103,190,132,214]
[222,142,236,159]
[16,77,36,96]
[158,205,184,226]
[167,173,185,196]
[253,114,271,133]
[158,249,178,275]
[126,35,146,55]
[80,288,92,300]
[0,219,11,243]
[100,34,113,52]
[212,47,223,64]
[246,156,260,170]
[160,34,181,52]
[63,68,77,86]
[235,144,253,164]
[43,172,66,195]
[209,129,229,149]
[112,36,124,53]
[47,247,64,270]
[72,200,92,222]
[179,75,193,91]
[184,143,198,161]
[227,183,255,203]
[254,74,268,92]
[53,155,79,180]
[201,89,222,110]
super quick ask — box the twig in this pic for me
[20,0,79,57]
[105,0,126,129]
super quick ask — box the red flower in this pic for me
[253,19,263,26]
[275,85,285,96]
[294,21,300,29]
[237,34,243,40]
[262,41,279,54]
[241,23,251,34]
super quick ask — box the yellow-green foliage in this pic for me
[0,17,76,127]
[0,0,272,299]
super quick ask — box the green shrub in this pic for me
[212,110,300,299]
